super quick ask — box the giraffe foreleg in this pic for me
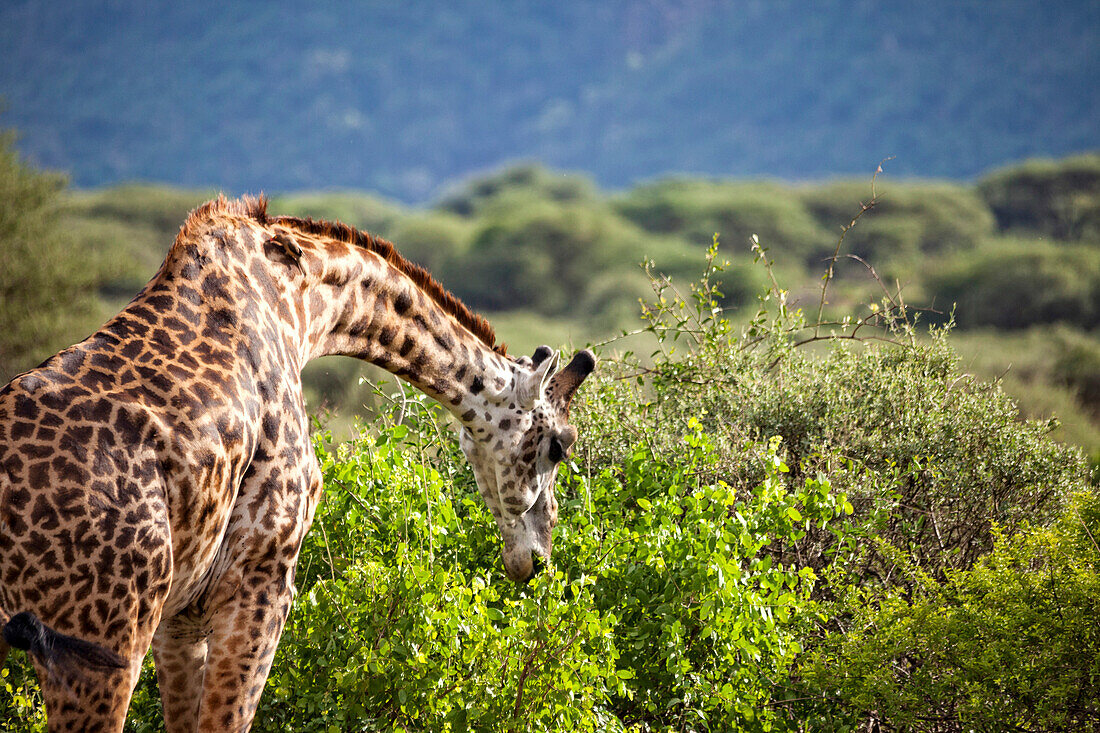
[30,589,163,733]
[36,656,146,733]
[29,492,172,732]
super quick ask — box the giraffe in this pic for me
[0,195,595,732]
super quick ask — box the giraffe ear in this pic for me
[548,349,596,412]
[516,350,558,409]
[531,345,555,367]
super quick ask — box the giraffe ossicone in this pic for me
[0,195,594,731]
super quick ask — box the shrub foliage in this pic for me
[0,130,98,381]
[795,491,1100,732]
[248,393,847,732]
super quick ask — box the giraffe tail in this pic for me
[2,611,126,672]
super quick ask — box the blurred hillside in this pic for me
[3,145,1096,457]
[0,1,1097,200]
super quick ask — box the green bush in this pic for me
[584,430,847,730]
[437,164,598,218]
[925,239,1100,329]
[794,490,1100,731]
[248,384,841,731]
[798,180,996,267]
[0,131,99,380]
[579,243,1097,728]
[614,179,832,264]
[583,242,1088,580]
[979,153,1100,241]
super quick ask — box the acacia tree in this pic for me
[0,129,96,381]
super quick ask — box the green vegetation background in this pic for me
[4,142,1099,458]
[2,136,1100,730]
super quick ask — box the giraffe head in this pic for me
[458,346,595,582]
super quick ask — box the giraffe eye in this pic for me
[548,436,565,464]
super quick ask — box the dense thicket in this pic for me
[795,491,1100,731]
[927,241,1100,330]
[2,151,1098,452]
[979,153,1100,240]
[0,131,97,378]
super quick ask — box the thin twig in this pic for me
[590,326,651,350]
[814,158,893,336]
[1074,502,1100,558]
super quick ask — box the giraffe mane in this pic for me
[180,193,272,229]
[179,194,506,356]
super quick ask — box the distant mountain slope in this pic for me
[1,0,1097,201]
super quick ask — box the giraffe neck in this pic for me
[299,233,514,430]
[157,202,515,433]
